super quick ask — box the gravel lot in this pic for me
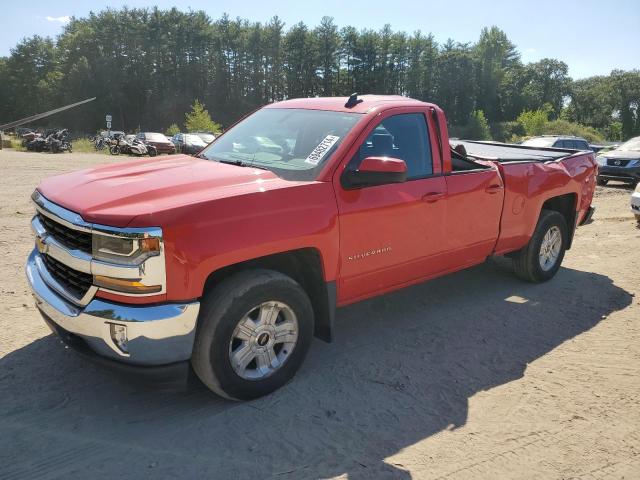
[1,150,639,479]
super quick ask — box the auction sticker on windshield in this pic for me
[305,135,340,165]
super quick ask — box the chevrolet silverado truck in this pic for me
[26,94,597,400]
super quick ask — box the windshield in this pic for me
[521,137,556,148]
[199,108,362,180]
[618,137,640,152]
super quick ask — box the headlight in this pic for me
[92,233,161,266]
[91,228,165,295]
[596,156,607,166]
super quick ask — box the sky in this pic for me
[1,0,638,79]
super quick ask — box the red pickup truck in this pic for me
[26,95,596,400]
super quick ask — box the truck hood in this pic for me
[37,155,292,227]
[601,150,640,160]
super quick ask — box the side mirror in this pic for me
[342,156,408,189]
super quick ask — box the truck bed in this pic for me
[451,140,578,163]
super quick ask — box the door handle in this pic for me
[485,184,503,194]
[422,191,446,203]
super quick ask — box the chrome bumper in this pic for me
[26,249,200,366]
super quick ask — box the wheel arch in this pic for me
[202,248,336,343]
[540,193,578,249]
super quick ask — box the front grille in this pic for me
[607,159,631,167]
[42,254,92,299]
[38,213,92,253]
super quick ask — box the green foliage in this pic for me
[474,26,520,122]
[566,70,640,140]
[9,137,25,151]
[72,138,96,153]
[517,105,552,136]
[607,122,623,142]
[0,8,636,142]
[490,121,525,143]
[541,120,604,143]
[165,123,180,137]
[467,110,492,140]
[512,106,605,143]
[184,100,221,134]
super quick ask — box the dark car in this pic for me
[521,135,590,151]
[596,136,640,186]
[171,133,207,155]
[136,132,176,155]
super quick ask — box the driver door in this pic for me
[334,111,449,304]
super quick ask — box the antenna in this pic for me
[344,93,363,108]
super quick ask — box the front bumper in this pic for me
[26,249,200,366]
[597,165,640,183]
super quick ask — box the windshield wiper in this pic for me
[218,159,270,170]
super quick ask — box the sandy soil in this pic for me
[0,150,639,479]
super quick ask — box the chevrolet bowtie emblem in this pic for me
[35,236,47,254]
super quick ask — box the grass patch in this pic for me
[72,138,96,153]
[9,138,26,151]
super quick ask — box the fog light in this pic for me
[109,323,128,354]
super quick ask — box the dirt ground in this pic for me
[0,150,639,480]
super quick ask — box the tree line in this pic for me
[0,7,638,141]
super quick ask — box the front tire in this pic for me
[596,177,608,186]
[191,269,314,400]
[512,210,568,282]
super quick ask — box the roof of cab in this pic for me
[265,95,431,114]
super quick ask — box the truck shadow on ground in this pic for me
[0,259,633,479]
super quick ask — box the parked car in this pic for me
[26,94,596,400]
[193,132,217,144]
[595,136,640,186]
[631,183,640,225]
[171,133,208,155]
[521,135,590,151]
[135,132,176,154]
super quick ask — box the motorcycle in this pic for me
[110,136,157,157]
[94,135,108,151]
[47,129,72,153]
[109,134,130,155]
[130,138,157,157]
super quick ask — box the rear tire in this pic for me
[110,145,120,155]
[512,210,568,282]
[596,177,608,186]
[191,269,314,401]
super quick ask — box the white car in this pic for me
[632,183,640,225]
